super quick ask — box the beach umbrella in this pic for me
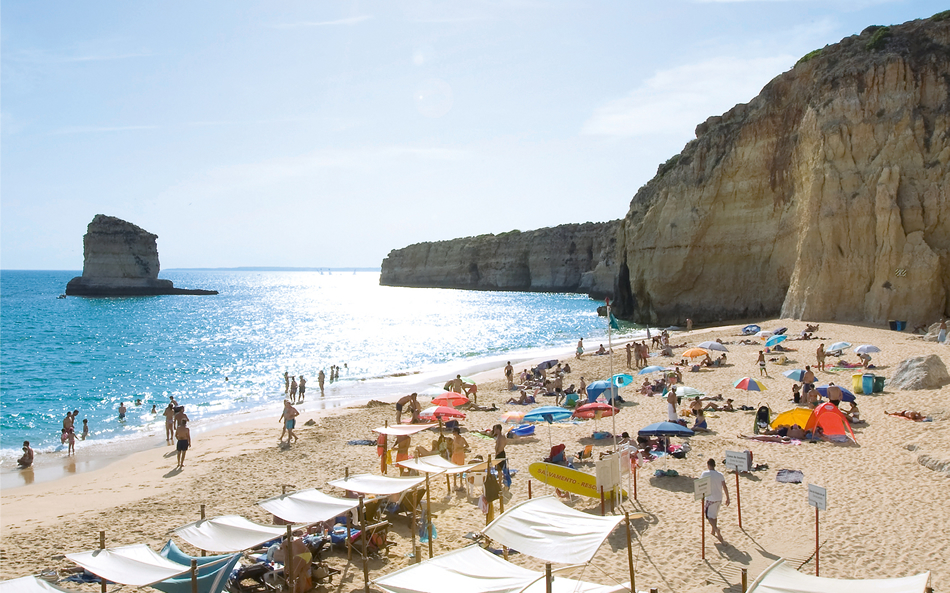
[431,392,469,407]
[681,348,709,358]
[573,402,617,434]
[586,380,621,404]
[755,330,774,339]
[442,377,476,391]
[697,341,728,352]
[674,385,704,397]
[829,342,851,352]
[638,421,694,437]
[815,385,856,403]
[734,377,767,391]
[419,406,466,421]
[782,369,807,382]
[524,406,572,448]
[500,411,525,424]
[536,360,560,371]
[765,335,788,347]
[638,365,668,375]
[742,324,761,335]
[854,344,881,354]
[611,373,635,387]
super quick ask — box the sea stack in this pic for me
[65,215,217,296]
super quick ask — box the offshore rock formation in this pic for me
[613,15,950,326]
[65,215,217,296]
[380,222,618,297]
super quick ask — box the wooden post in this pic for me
[498,487,507,560]
[425,473,433,558]
[410,487,418,564]
[701,495,706,560]
[285,524,294,593]
[600,486,605,516]
[383,420,388,474]
[650,589,658,593]
[190,559,198,593]
[624,512,636,593]
[359,496,369,593]
[200,505,206,556]
[633,465,637,501]
[346,512,352,560]
[735,471,742,530]
[545,563,552,593]
[741,568,748,592]
[528,480,532,499]
[99,531,106,593]
[815,507,820,576]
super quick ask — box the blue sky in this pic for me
[2,0,942,269]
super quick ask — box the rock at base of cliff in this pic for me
[890,354,950,390]
[65,277,218,296]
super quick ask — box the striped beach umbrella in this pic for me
[734,377,767,391]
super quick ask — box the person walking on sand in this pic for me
[279,400,299,444]
[667,386,679,422]
[756,351,769,377]
[175,420,191,469]
[298,375,306,403]
[318,369,326,395]
[17,441,34,468]
[576,338,584,359]
[626,343,633,368]
[700,458,730,543]
[289,376,298,404]
[816,343,826,372]
[395,393,418,424]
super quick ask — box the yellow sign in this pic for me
[528,462,625,499]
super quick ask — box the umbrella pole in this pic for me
[425,473,433,558]
[99,531,106,593]
[607,299,621,505]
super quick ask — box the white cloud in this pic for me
[581,55,796,138]
[269,16,372,28]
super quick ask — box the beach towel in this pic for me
[347,439,376,446]
[776,469,804,483]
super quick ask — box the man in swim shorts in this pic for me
[17,441,33,468]
[667,387,678,422]
[493,424,508,473]
[279,400,299,444]
[175,420,191,469]
[297,375,306,403]
[118,402,127,420]
[395,393,417,424]
[163,403,175,443]
[699,458,730,543]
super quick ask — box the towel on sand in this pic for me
[776,469,804,483]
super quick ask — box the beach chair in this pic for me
[383,487,426,527]
[348,520,395,559]
[574,444,593,464]
[544,444,567,465]
[753,405,772,434]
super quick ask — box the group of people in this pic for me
[283,372,315,404]
[162,397,192,469]
[59,410,89,456]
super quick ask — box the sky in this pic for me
[1,0,944,270]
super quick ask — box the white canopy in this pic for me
[748,560,930,593]
[394,458,447,476]
[373,545,629,593]
[328,473,425,496]
[259,488,359,524]
[374,424,437,436]
[65,544,190,587]
[413,454,483,474]
[0,576,80,593]
[482,496,623,565]
[172,515,291,552]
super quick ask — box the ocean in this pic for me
[0,270,634,471]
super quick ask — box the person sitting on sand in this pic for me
[639,379,653,395]
[787,424,806,440]
[887,410,927,422]
[704,398,734,412]
[596,344,607,355]
[693,410,709,431]
[563,363,571,374]
[847,402,862,423]
[689,397,703,416]
[507,390,535,405]
[17,441,33,468]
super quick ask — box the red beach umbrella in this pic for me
[431,392,469,407]
[419,406,466,421]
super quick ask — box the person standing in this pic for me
[175,420,192,469]
[576,338,584,359]
[318,370,326,395]
[802,366,816,397]
[395,393,417,424]
[492,424,508,473]
[394,434,411,475]
[81,419,89,440]
[826,382,842,408]
[939,319,947,344]
[667,386,679,422]
[816,343,826,372]
[118,402,127,420]
[289,377,298,404]
[700,458,730,543]
[504,362,514,390]
[284,371,290,395]
[66,428,76,456]
[297,375,306,403]
[626,343,633,369]
[578,376,587,400]
[686,318,693,332]
[451,426,469,466]
[756,351,769,377]
[279,400,299,444]
[163,403,175,443]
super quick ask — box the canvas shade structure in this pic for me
[373,544,630,593]
[373,423,437,436]
[153,543,243,593]
[481,496,624,565]
[747,559,930,593]
[172,515,293,552]
[431,392,469,407]
[734,377,767,391]
[806,403,857,442]
[770,408,812,431]
[65,544,190,587]
[328,473,425,496]
[259,488,359,524]
[411,454,482,474]
[0,576,81,593]
[697,341,728,352]
[682,348,709,358]
[419,405,466,420]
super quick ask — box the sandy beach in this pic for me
[2,318,948,592]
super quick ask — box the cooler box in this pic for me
[862,374,875,395]
[852,373,865,394]
[888,320,907,331]
[873,375,885,393]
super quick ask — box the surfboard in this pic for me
[528,462,626,499]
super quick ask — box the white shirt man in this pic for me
[699,458,730,543]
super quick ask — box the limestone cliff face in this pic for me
[380,222,619,296]
[614,16,950,327]
[65,215,217,296]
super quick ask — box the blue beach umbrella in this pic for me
[765,335,788,347]
[815,385,856,403]
[585,380,615,403]
[638,421,695,437]
[611,374,635,387]
[742,324,761,335]
[782,369,807,382]
[523,406,572,424]
[638,365,667,375]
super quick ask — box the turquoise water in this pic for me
[1,270,625,462]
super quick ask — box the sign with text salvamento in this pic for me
[807,484,827,511]
[694,476,711,501]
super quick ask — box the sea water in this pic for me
[1,270,633,466]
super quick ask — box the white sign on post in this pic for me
[694,476,711,501]
[724,450,752,473]
[807,484,827,511]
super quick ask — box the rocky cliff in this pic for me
[380,222,619,296]
[65,215,217,296]
[614,15,950,327]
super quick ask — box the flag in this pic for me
[609,312,620,330]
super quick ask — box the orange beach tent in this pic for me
[805,402,856,442]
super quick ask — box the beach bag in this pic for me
[385,449,393,465]
[484,471,500,502]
